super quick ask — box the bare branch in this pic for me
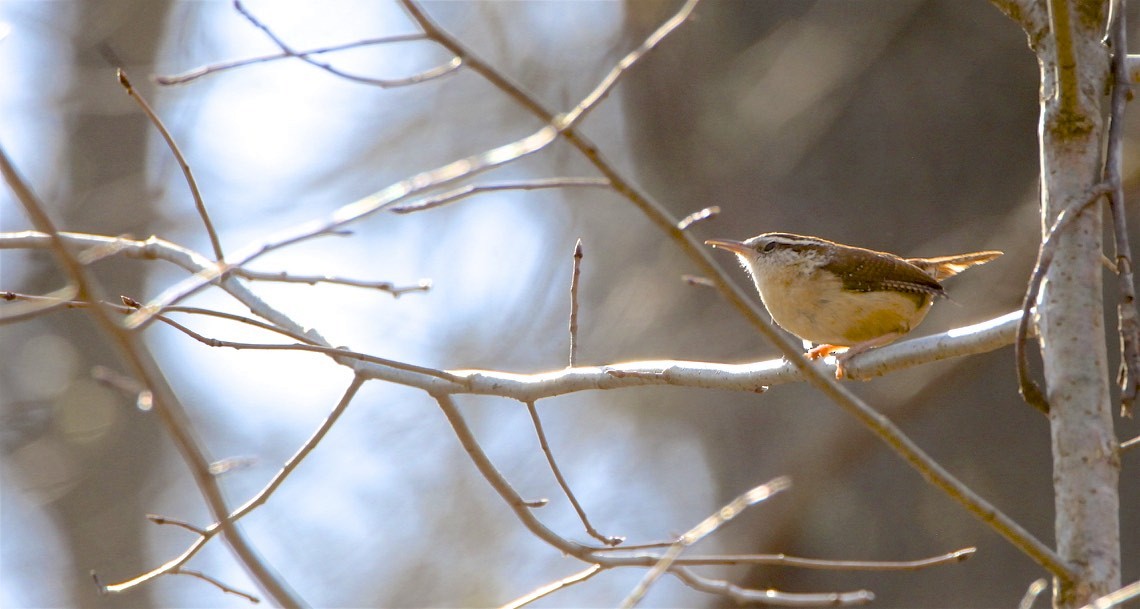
[670,568,875,607]
[175,569,260,604]
[390,178,611,214]
[634,547,976,571]
[525,401,621,546]
[499,565,603,609]
[676,206,720,231]
[233,269,431,297]
[117,69,224,261]
[568,239,583,368]
[1105,11,1139,417]
[155,33,430,86]
[0,285,78,323]
[1016,182,1112,413]
[147,514,207,536]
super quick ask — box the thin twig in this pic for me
[1016,182,1113,414]
[569,239,583,368]
[147,514,208,536]
[0,285,78,323]
[155,33,428,85]
[233,269,431,297]
[0,146,304,607]
[605,548,976,571]
[620,477,791,608]
[1106,11,1139,417]
[233,0,460,88]
[525,401,622,546]
[499,565,603,609]
[117,69,223,261]
[677,206,720,231]
[390,178,611,214]
[208,456,259,475]
[175,569,260,604]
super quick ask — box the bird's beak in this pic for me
[704,238,751,256]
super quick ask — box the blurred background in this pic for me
[1,1,1138,607]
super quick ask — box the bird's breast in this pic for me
[750,264,932,346]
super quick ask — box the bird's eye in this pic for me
[762,241,778,252]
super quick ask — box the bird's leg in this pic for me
[832,332,903,379]
[806,344,846,360]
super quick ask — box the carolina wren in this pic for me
[705,233,1002,376]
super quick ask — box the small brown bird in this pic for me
[706,232,1001,377]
